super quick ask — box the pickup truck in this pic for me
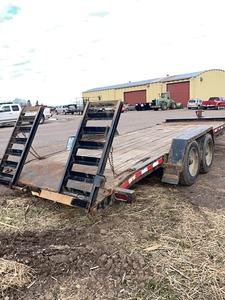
[202,97,225,109]
[0,103,51,126]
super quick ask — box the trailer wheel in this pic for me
[180,141,200,186]
[161,103,167,110]
[171,102,176,109]
[200,134,214,174]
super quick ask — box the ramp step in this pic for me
[68,171,95,183]
[78,141,105,150]
[87,112,114,120]
[7,149,23,156]
[18,126,32,132]
[2,160,18,168]
[74,155,100,166]
[0,172,13,178]
[22,115,36,122]
[0,172,13,181]
[63,186,91,197]
[83,126,108,135]
[71,198,90,208]
[12,137,27,145]
[0,178,11,185]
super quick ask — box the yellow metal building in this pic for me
[82,69,225,107]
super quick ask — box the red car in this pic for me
[202,97,225,109]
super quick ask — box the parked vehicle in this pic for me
[187,99,203,109]
[123,104,136,111]
[135,103,151,111]
[55,104,83,115]
[202,97,225,110]
[55,105,68,114]
[66,104,77,114]
[90,102,116,112]
[151,92,183,111]
[151,92,183,110]
[0,104,51,126]
[0,103,21,125]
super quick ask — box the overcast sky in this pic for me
[0,0,224,105]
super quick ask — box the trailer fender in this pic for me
[162,126,214,185]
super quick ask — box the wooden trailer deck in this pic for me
[18,120,225,202]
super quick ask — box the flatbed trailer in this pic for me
[0,102,225,212]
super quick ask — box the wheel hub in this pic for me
[205,142,213,166]
[188,148,199,177]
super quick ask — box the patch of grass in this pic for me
[0,194,98,232]
[0,258,34,292]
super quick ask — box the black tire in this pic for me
[200,134,214,173]
[161,103,167,110]
[154,108,159,111]
[180,141,200,186]
[171,102,176,109]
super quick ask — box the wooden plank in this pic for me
[32,190,74,206]
[110,130,184,171]
[112,124,192,154]
[108,123,218,174]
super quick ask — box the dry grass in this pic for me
[0,194,91,233]
[0,258,34,292]
[132,185,225,300]
[1,182,225,299]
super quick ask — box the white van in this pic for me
[0,104,51,126]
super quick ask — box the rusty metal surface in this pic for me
[19,152,69,191]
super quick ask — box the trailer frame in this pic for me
[1,110,225,212]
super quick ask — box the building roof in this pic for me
[84,77,163,92]
[84,69,223,93]
[160,71,202,82]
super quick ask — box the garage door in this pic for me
[124,90,146,105]
[167,81,190,106]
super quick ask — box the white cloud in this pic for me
[0,0,224,104]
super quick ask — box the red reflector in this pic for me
[114,192,129,202]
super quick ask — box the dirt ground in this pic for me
[0,133,225,299]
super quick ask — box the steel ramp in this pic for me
[0,106,44,186]
[58,101,123,210]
